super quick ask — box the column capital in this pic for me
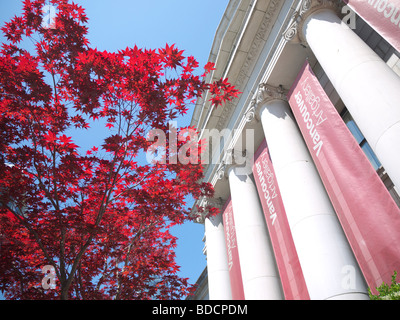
[193,196,225,224]
[282,0,342,44]
[252,83,288,119]
[216,148,250,180]
[256,83,287,105]
[243,102,258,124]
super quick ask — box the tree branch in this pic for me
[1,203,62,282]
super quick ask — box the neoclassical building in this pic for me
[189,0,400,300]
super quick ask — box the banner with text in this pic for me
[222,199,245,300]
[252,140,310,300]
[287,60,400,293]
[345,0,400,52]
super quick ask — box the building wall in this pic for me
[190,0,400,300]
[186,267,209,300]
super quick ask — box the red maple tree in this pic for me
[0,0,239,300]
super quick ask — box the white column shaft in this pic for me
[260,99,369,300]
[228,166,283,300]
[204,213,232,300]
[302,8,400,189]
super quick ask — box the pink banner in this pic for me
[345,0,400,52]
[287,60,400,294]
[252,140,310,300]
[222,198,245,300]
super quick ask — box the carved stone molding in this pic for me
[282,0,312,43]
[215,0,283,132]
[282,0,342,44]
[216,163,228,181]
[244,82,289,120]
[256,83,287,106]
[213,84,286,180]
[216,147,251,181]
[244,102,257,123]
[194,196,224,223]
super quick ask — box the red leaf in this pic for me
[203,62,216,75]
[0,0,236,300]
[59,135,73,145]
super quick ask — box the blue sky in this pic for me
[0,0,229,298]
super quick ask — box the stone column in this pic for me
[204,209,233,300]
[295,0,400,189]
[226,163,283,300]
[256,85,369,299]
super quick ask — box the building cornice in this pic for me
[195,0,287,184]
[215,0,284,132]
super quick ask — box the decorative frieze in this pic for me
[215,0,283,132]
